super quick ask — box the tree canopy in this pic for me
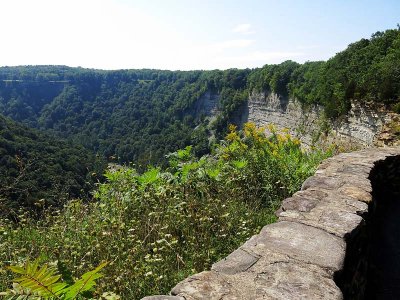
[0,114,105,214]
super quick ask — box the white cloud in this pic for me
[232,23,255,35]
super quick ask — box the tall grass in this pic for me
[0,123,334,299]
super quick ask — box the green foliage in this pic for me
[0,68,250,167]
[248,28,400,117]
[393,102,400,114]
[0,123,332,299]
[2,259,107,299]
[0,115,106,214]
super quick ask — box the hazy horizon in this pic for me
[1,0,399,71]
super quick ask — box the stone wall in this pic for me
[142,147,400,300]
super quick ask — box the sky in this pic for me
[0,0,399,70]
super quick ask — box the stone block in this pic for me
[279,208,363,237]
[242,221,345,272]
[253,262,342,300]
[212,248,260,275]
[339,185,372,203]
[141,296,184,300]
[171,271,241,300]
[301,175,344,191]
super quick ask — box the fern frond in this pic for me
[7,259,67,299]
[64,262,107,300]
[5,259,108,300]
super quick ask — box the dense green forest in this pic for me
[0,28,398,169]
[0,114,105,215]
[249,28,400,117]
[0,67,249,166]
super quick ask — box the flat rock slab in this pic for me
[212,247,260,275]
[339,185,373,203]
[172,260,342,300]
[278,192,366,237]
[302,175,344,191]
[242,221,345,272]
[279,189,368,216]
[171,271,242,300]
[279,208,363,237]
[142,297,184,300]
[253,262,342,300]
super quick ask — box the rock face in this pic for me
[192,90,395,147]
[141,147,400,299]
[244,92,391,147]
[246,92,321,145]
[190,91,220,117]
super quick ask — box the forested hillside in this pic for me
[0,114,105,215]
[0,26,394,228]
[0,67,249,166]
[0,28,398,167]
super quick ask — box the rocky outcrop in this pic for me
[142,147,400,300]
[189,91,220,117]
[192,90,396,147]
[245,92,321,145]
[244,92,392,147]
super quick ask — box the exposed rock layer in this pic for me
[195,91,396,147]
[244,92,392,147]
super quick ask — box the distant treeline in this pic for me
[0,27,399,216]
[0,28,399,166]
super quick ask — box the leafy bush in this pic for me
[0,123,333,299]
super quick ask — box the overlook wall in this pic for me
[142,147,400,300]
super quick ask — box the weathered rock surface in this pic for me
[142,296,184,300]
[242,221,345,272]
[243,92,393,147]
[191,90,399,148]
[253,262,342,300]
[141,147,400,299]
[190,91,220,117]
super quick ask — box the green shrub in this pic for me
[0,123,333,299]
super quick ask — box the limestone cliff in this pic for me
[195,90,397,147]
[244,92,394,147]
